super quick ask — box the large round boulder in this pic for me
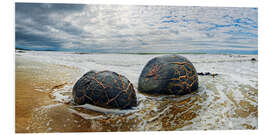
[138,55,198,95]
[73,70,137,109]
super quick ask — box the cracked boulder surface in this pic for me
[138,55,199,95]
[72,70,137,109]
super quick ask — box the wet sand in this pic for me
[15,56,83,132]
[15,52,258,132]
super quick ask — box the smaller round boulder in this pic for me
[138,55,198,95]
[73,70,137,109]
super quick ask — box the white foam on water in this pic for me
[34,88,51,93]
[51,85,73,103]
[72,104,139,115]
[36,103,62,111]
[147,105,172,122]
[68,108,107,120]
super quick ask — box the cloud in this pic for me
[15,3,258,53]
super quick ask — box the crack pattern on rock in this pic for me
[73,71,137,109]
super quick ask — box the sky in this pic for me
[15,3,258,54]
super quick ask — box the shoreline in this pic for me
[15,51,258,132]
[15,49,258,56]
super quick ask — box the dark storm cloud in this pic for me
[15,3,85,50]
[15,30,63,49]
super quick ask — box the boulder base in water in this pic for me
[138,55,198,95]
[73,70,137,109]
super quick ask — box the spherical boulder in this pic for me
[72,70,137,109]
[138,55,198,95]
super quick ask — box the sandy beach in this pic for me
[15,55,82,132]
[15,50,258,132]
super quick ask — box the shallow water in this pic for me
[15,51,258,132]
